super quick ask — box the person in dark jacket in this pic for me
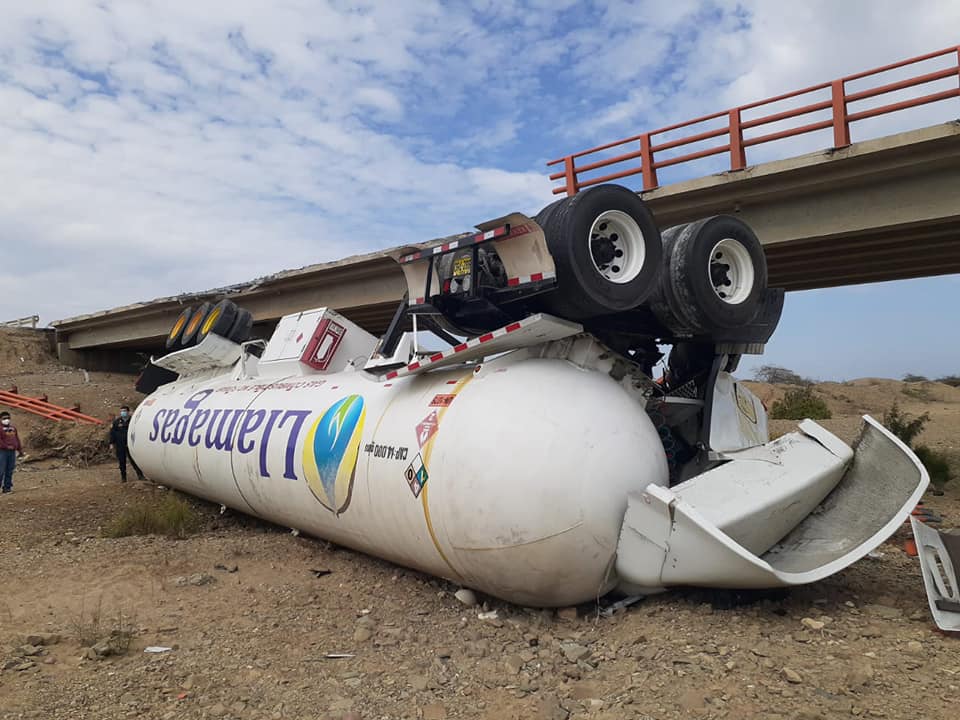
[109,406,144,482]
[0,410,24,493]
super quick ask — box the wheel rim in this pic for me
[587,210,646,284]
[708,238,754,304]
[170,314,187,340]
[185,312,204,336]
[201,307,222,336]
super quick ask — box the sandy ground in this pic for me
[1,327,959,719]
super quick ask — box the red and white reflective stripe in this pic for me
[383,316,532,380]
[506,270,556,287]
[399,225,510,264]
[410,296,426,305]
[476,225,509,243]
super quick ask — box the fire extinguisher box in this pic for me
[258,307,378,376]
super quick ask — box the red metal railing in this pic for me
[0,389,104,425]
[548,45,960,195]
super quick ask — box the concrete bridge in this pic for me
[50,120,960,370]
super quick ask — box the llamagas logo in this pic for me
[302,395,366,514]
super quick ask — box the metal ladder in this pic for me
[0,389,104,425]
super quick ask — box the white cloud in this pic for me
[354,87,405,121]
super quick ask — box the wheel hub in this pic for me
[587,210,645,284]
[710,261,732,290]
[708,239,754,305]
[591,234,617,266]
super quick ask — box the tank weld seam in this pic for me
[228,379,281,516]
[419,372,475,579]
[364,386,403,509]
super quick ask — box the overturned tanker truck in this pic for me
[130,184,928,607]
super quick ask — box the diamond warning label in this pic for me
[415,410,439,448]
[404,454,428,498]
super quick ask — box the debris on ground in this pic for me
[454,588,478,607]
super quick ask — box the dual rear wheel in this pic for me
[650,216,768,335]
[165,299,254,350]
[534,184,767,335]
[536,185,662,320]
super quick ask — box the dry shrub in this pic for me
[770,387,832,420]
[103,493,201,539]
[752,365,813,385]
[70,596,136,654]
[26,422,111,466]
[884,403,953,488]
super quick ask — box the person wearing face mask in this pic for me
[109,405,144,483]
[0,411,24,494]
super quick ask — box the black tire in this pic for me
[165,307,193,350]
[649,224,690,334]
[655,216,767,333]
[180,301,212,346]
[227,309,254,344]
[196,299,238,342]
[539,184,662,319]
[534,197,566,233]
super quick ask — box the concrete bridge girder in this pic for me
[59,260,406,351]
[642,122,960,291]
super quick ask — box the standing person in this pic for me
[109,406,144,482]
[0,411,24,494]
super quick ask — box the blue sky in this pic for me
[737,275,960,382]
[1,1,958,381]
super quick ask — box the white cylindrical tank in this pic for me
[130,351,668,606]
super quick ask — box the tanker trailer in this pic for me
[129,184,928,607]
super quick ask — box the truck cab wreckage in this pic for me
[130,184,929,607]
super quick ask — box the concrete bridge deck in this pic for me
[644,122,960,291]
